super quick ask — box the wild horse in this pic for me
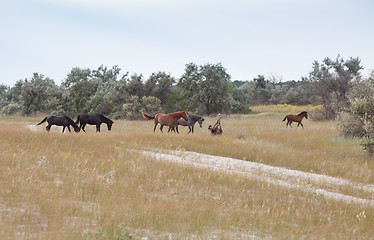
[282,111,308,128]
[142,111,188,133]
[75,114,114,132]
[168,114,204,134]
[37,115,80,133]
[208,114,223,135]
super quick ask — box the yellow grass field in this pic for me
[1,106,373,239]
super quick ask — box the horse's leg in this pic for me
[67,125,71,132]
[153,123,158,132]
[187,126,191,134]
[96,124,100,132]
[160,125,164,133]
[176,125,179,134]
[82,124,86,133]
[62,126,66,133]
[191,125,194,133]
[300,122,304,128]
[289,121,293,128]
[46,125,51,132]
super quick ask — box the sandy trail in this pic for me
[140,150,374,207]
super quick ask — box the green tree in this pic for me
[19,73,60,115]
[126,74,144,98]
[177,63,202,112]
[144,71,175,109]
[336,71,374,155]
[140,96,162,114]
[62,67,93,115]
[122,95,141,119]
[308,55,363,119]
[177,63,232,114]
[198,63,232,114]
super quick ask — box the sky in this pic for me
[1,0,374,86]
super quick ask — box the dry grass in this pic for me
[1,110,374,239]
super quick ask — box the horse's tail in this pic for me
[37,117,47,125]
[142,112,155,120]
[282,116,288,122]
[75,115,80,125]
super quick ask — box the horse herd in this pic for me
[36,111,308,134]
[37,114,114,133]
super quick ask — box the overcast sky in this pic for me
[1,0,373,86]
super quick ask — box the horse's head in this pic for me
[73,125,80,133]
[107,121,113,131]
[304,111,308,119]
[198,117,204,128]
[181,111,188,121]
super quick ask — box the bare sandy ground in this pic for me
[140,150,374,207]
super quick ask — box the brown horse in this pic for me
[37,115,80,133]
[208,114,223,135]
[142,111,188,133]
[282,111,308,128]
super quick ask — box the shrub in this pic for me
[337,75,374,155]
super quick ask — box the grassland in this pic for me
[1,107,374,239]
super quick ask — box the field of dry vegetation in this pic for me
[1,105,373,239]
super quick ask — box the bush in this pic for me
[337,76,374,155]
[1,102,21,115]
[336,111,364,137]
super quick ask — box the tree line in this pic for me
[0,56,369,121]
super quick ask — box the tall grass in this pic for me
[1,110,373,239]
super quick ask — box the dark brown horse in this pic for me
[75,114,114,132]
[37,115,80,133]
[142,111,188,133]
[283,111,308,128]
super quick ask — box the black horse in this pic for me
[168,114,204,134]
[75,114,114,132]
[37,115,80,133]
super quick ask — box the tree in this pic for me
[140,96,162,114]
[177,63,202,112]
[144,72,175,109]
[62,67,93,115]
[308,55,363,119]
[126,74,144,98]
[177,63,232,114]
[0,84,9,110]
[252,75,270,104]
[198,63,232,114]
[19,73,60,115]
[336,71,374,155]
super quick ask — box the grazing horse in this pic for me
[37,115,80,133]
[168,114,204,134]
[283,111,308,128]
[75,114,114,132]
[142,111,188,133]
[208,114,223,135]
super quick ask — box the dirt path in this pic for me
[140,150,374,207]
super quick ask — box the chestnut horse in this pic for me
[142,111,188,133]
[282,111,308,128]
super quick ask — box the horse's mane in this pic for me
[100,114,114,123]
[298,111,308,116]
[170,111,186,116]
[189,114,202,121]
[63,116,77,126]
